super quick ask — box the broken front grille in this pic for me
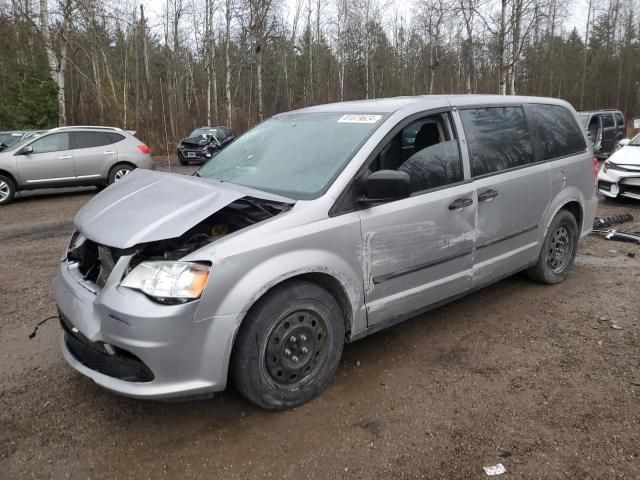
[67,233,119,288]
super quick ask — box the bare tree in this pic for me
[39,0,72,125]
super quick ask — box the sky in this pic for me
[142,0,593,39]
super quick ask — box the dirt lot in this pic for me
[1,159,639,479]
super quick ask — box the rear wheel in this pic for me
[108,164,134,184]
[231,280,345,410]
[0,174,16,205]
[527,210,579,284]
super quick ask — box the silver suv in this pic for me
[54,96,597,409]
[0,126,154,205]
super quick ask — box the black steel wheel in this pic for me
[263,309,331,389]
[527,210,579,284]
[231,280,345,410]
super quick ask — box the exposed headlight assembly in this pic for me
[121,261,210,302]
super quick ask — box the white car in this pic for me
[597,133,640,200]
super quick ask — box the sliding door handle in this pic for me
[448,198,473,211]
[478,189,499,202]
[59,155,72,159]
[103,151,115,155]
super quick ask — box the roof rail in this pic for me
[48,125,124,132]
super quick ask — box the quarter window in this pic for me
[107,133,125,143]
[528,104,586,160]
[614,112,625,127]
[72,131,112,149]
[460,106,535,177]
[29,133,69,154]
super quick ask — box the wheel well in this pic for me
[0,169,17,188]
[110,161,136,172]
[561,201,583,231]
[242,273,354,339]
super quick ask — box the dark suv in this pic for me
[177,126,235,165]
[577,110,625,159]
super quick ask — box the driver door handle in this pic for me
[478,189,499,202]
[448,197,473,211]
[59,155,72,159]
[103,151,115,155]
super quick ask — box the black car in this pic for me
[177,126,235,165]
[577,110,626,159]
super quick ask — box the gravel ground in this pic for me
[1,159,639,479]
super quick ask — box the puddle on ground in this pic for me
[575,254,639,268]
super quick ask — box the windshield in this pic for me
[576,114,590,128]
[198,112,384,199]
[2,132,43,152]
[0,132,23,148]
[629,134,640,146]
[190,128,220,138]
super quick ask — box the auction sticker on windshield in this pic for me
[338,114,382,124]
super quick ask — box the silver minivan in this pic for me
[0,126,153,205]
[54,96,597,409]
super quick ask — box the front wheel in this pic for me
[0,174,16,205]
[230,280,345,410]
[527,210,579,284]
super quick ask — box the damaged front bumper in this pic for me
[54,256,241,400]
[598,166,640,200]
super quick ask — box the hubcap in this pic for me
[547,225,573,273]
[263,310,330,388]
[0,180,9,201]
[114,169,131,181]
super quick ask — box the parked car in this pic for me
[54,96,596,409]
[177,126,235,165]
[597,132,640,200]
[0,126,153,205]
[577,109,626,159]
[0,130,45,151]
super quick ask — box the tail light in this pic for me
[593,156,598,187]
[137,145,151,154]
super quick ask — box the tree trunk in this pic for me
[39,0,68,126]
[225,0,233,126]
[579,0,593,110]
[498,0,507,95]
[256,44,264,121]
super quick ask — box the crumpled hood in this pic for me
[75,169,292,249]
[610,146,640,167]
[180,136,211,148]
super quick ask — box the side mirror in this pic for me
[617,138,630,149]
[359,170,411,205]
[21,145,33,155]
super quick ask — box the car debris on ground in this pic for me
[591,214,640,244]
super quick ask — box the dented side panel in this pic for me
[359,184,476,326]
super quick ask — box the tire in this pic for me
[108,163,134,184]
[0,174,16,205]
[230,280,345,410]
[527,210,579,284]
[178,153,189,166]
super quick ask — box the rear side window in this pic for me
[614,112,625,127]
[601,114,614,128]
[29,133,69,154]
[528,104,587,160]
[106,133,125,143]
[72,131,112,149]
[459,106,535,177]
